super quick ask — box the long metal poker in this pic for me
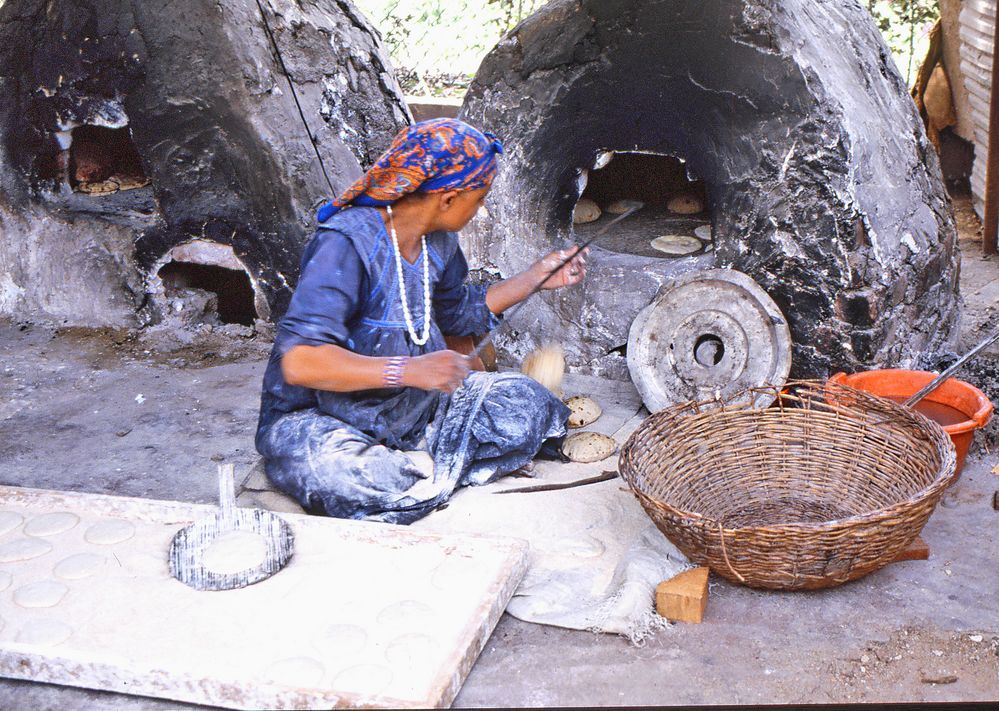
[903,326,999,407]
[470,205,642,358]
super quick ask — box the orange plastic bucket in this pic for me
[828,369,993,475]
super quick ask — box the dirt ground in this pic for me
[0,194,997,707]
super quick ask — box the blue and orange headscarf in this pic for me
[317,118,504,222]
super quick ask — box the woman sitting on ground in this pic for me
[255,118,587,524]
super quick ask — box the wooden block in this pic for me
[993,491,999,511]
[892,535,930,563]
[656,566,709,624]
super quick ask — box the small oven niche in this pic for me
[157,261,258,326]
[573,152,712,259]
[68,125,149,195]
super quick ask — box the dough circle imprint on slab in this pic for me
[15,619,73,647]
[54,552,107,580]
[202,530,268,575]
[0,510,24,536]
[84,519,135,545]
[312,623,368,660]
[385,633,440,667]
[0,537,53,563]
[13,580,69,608]
[376,599,436,629]
[0,570,13,591]
[263,656,326,688]
[431,558,473,590]
[23,512,80,537]
[332,664,393,694]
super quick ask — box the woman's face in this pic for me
[436,187,490,232]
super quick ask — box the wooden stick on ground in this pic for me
[493,470,618,494]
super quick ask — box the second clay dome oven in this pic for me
[460,0,961,382]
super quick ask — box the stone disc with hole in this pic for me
[627,268,791,411]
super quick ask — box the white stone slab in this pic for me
[0,486,528,709]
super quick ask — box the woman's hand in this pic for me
[532,247,589,290]
[403,350,472,393]
[484,246,589,314]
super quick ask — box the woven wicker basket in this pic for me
[619,380,957,590]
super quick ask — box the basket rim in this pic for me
[618,380,959,535]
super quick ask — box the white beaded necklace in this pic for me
[386,205,431,346]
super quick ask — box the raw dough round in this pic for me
[0,537,53,563]
[561,432,617,463]
[332,664,393,694]
[694,224,712,241]
[667,193,704,214]
[24,512,80,537]
[0,511,24,536]
[264,656,326,687]
[564,395,602,428]
[13,580,69,608]
[605,198,644,215]
[572,198,602,225]
[202,530,268,575]
[650,235,702,256]
[0,570,12,591]
[54,552,107,580]
[84,519,135,545]
[15,620,73,647]
[521,345,564,397]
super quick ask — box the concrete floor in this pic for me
[1,210,998,706]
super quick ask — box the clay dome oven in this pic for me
[459,0,960,383]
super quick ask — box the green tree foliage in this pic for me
[867,1,941,85]
[356,0,940,95]
[356,0,546,95]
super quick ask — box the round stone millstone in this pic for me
[627,268,792,411]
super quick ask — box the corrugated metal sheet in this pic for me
[959,0,994,217]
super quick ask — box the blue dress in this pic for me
[255,207,569,524]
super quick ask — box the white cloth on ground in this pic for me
[409,460,690,643]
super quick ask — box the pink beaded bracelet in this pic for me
[383,355,408,388]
